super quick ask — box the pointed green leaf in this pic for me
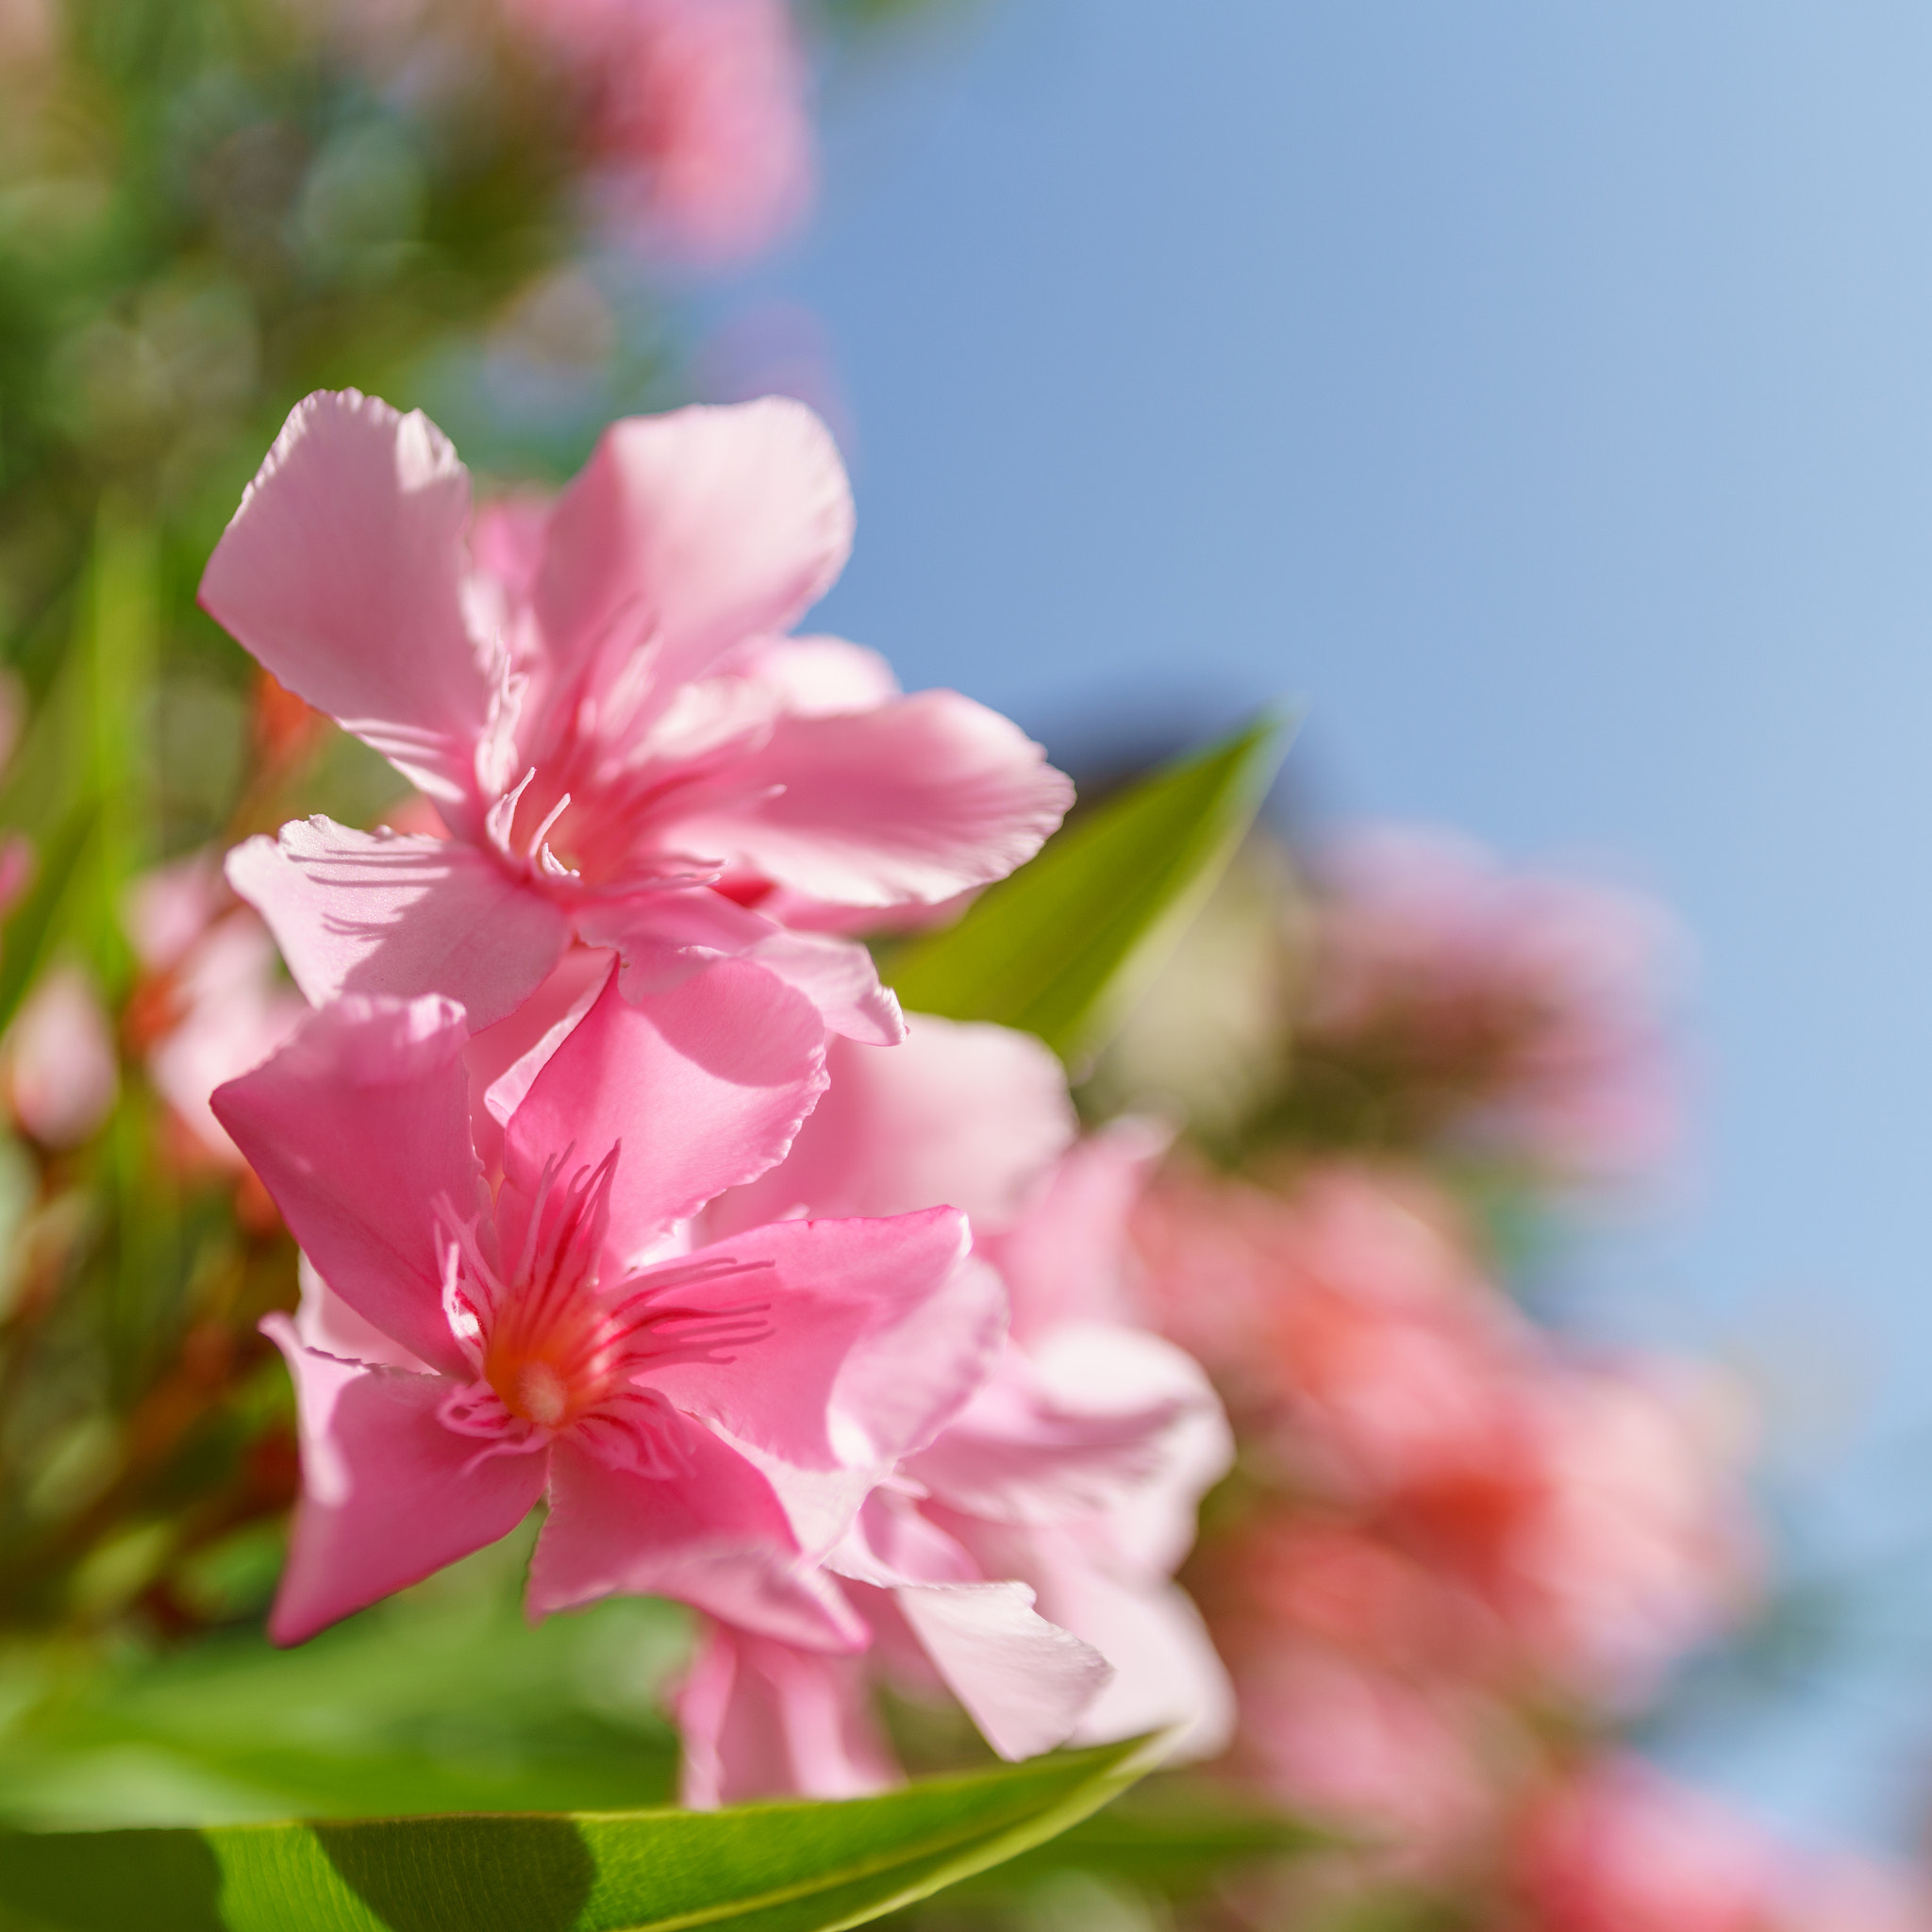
[882,711,1293,1069]
[0,1735,1162,1932]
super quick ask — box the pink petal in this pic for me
[213,996,485,1378]
[226,819,570,1030]
[262,1315,546,1644]
[671,692,1073,911]
[985,1119,1171,1343]
[675,1621,900,1808]
[531,398,853,708]
[4,965,118,1149]
[198,391,490,823]
[504,958,827,1253]
[530,1431,864,1649]
[648,1208,977,1472]
[294,1257,430,1373]
[729,636,899,715]
[711,1015,1074,1237]
[895,1581,1112,1761]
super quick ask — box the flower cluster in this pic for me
[195,386,1232,1799]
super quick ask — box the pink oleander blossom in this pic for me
[675,1017,1234,1807]
[201,391,1070,1049]
[125,854,307,1169]
[503,0,814,265]
[212,958,1000,1647]
[1297,826,1681,1178]
[4,964,118,1149]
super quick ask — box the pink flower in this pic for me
[202,391,1070,1049]
[212,958,998,1647]
[503,0,815,265]
[125,854,308,1169]
[675,1018,1234,1806]
[1298,826,1680,1178]
[4,964,118,1149]
[1508,1757,1932,1932]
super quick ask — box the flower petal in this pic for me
[504,958,828,1253]
[226,819,570,1031]
[532,398,853,708]
[668,692,1073,910]
[262,1316,546,1644]
[675,1621,900,1808]
[895,1581,1112,1762]
[530,1431,863,1649]
[710,1015,1074,1237]
[214,996,484,1377]
[198,391,489,821]
[648,1208,979,1473]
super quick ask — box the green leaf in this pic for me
[0,1734,1164,1932]
[882,712,1293,1070]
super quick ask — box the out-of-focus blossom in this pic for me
[0,0,53,73]
[1291,826,1680,1178]
[1134,1164,1755,1703]
[213,958,995,1647]
[675,1018,1234,1807]
[503,0,813,265]
[3,965,119,1149]
[124,854,307,1168]
[1507,1757,1932,1932]
[204,391,1070,1049]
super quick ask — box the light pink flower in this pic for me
[1300,826,1680,1177]
[212,960,998,1647]
[503,0,814,265]
[202,391,1070,1048]
[4,964,118,1149]
[125,855,308,1168]
[676,1018,1233,1806]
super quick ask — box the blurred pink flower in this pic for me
[1507,1757,1932,1932]
[505,0,814,265]
[675,1018,1234,1806]
[1299,826,1681,1177]
[125,854,308,1169]
[3,964,118,1149]
[203,391,1069,1048]
[213,960,994,1646]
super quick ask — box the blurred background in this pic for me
[6,0,1932,1924]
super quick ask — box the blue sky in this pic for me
[727,0,1932,1849]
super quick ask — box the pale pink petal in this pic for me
[530,1430,864,1650]
[986,1118,1171,1342]
[671,692,1073,911]
[123,852,225,974]
[262,1316,546,1644]
[294,1256,430,1373]
[895,1582,1112,1761]
[503,960,827,1254]
[648,1208,974,1472]
[729,636,899,715]
[711,1015,1074,1237]
[3,965,118,1148]
[198,391,490,821]
[213,996,485,1377]
[531,398,852,708]
[226,819,569,1030]
[577,890,903,1045]
[675,1621,900,1808]
[834,1488,981,1589]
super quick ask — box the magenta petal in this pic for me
[198,391,489,820]
[505,958,827,1251]
[262,1316,545,1644]
[712,1016,1074,1237]
[670,692,1074,910]
[676,1622,900,1808]
[533,398,853,701]
[214,997,485,1377]
[895,1582,1112,1761]
[227,819,570,1030]
[648,1209,977,1472]
[530,1433,864,1649]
